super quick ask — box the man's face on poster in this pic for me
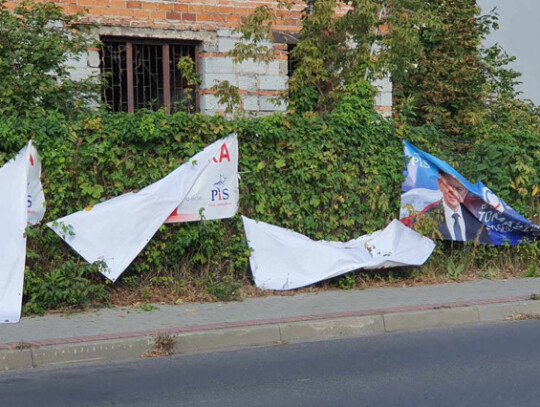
[437,172,468,212]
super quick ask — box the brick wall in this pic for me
[52,0,305,32]
[7,1,391,116]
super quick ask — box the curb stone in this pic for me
[2,299,540,372]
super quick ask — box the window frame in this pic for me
[100,36,200,113]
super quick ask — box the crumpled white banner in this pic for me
[48,135,237,282]
[0,141,45,323]
[242,217,435,291]
[166,134,239,223]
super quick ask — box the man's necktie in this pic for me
[452,213,463,241]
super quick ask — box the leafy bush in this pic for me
[0,95,403,312]
[23,261,108,316]
[1,92,538,313]
[0,0,100,118]
[461,99,540,221]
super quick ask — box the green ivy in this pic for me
[1,95,538,313]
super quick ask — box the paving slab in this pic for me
[3,278,540,345]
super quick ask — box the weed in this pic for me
[140,286,153,301]
[150,276,175,287]
[337,274,356,290]
[523,265,539,278]
[478,267,500,280]
[530,294,540,301]
[123,276,139,291]
[143,332,175,357]
[11,341,33,350]
[205,275,241,301]
[506,313,540,321]
[446,261,465,281]
[139,303,159,312]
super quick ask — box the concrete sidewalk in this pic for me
[2,278,540,372]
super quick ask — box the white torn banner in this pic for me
[0,142,45,323]
[166,134,238,223]
[242,216,435,291]
[48,135,237,282]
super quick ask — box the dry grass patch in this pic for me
[143,332,175,358]
[505,313,540,321]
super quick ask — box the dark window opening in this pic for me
[100,38,198,113]
[133,43,163,111]
[101,42,128,112]
[287,43,298,79]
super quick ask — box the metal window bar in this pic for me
[100,41,128,112]
[133,43,164,111]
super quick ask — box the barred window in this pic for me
[100,38,198,113]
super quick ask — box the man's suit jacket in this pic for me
[422,200,490,244]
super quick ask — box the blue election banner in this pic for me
[399,141,540,245]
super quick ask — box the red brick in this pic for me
[151,10,167,19]
[196,13,212,22]
[133,9,150,18]
[126,1,141,9]
[166,11,182,20]
[88,7,108,16]
[182,12,196,22]
[227,14,242,24]
[212,13,227,23]
[155,3,174,11]
[78,0,105,6]
[109,1,126,8]
[188,5,204,13]
[69,5,85,13]
[173,4,189,13]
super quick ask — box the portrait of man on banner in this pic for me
[407,170,490,244]
[399,141,540,246]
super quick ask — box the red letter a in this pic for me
[213,143,231,163]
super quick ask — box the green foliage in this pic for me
[446,261,466,281]
[1,1,537,311]
[225,0,522,141]
[0,0,100,118]
[210,81,244,116]
[23,261,108,316]
[523,266,538,279]
[391,0,521,136]
[336,274,356,290]
[176,56,200,113]
[461,99,540,221]
[2,97,539,313]
[0,95,404,313]
[205,275,241,301]
[227,0,388,113]
[138,303,160,312]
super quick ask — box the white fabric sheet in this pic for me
[48,136,233,282]
[0,142,45,323]
[242,217,435,290]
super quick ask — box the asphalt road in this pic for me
[2,320,540,406]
